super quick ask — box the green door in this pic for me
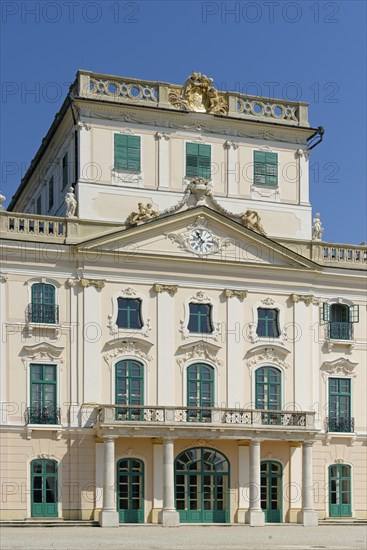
[329,464,352,517]
[117,458,144,523]
[261,461,282,523]
[187,363,214,423]
[31,459,58,517]
[175,448,229,523]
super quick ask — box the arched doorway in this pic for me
[261,461,283,523]
[30,459,58,517]
[175,447,230,523]
[329,464,352,517]
[117,458,144,523]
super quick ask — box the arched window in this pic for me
[256,366,281,425]
[187,363,214,422]
[115,360,144,421]
[29,283,58,324]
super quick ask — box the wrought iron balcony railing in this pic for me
[26,303,59,324]
[328,321,353,340]
[96,405,315,429]
[25,405,61,425]
[326,417,355,433]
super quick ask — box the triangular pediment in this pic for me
[77,207,319,270]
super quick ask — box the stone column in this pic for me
[236,443,250,523]
[99,436,119,527]
[158,438,179,527]
[245,439,265,526]
[151,441,163,523]
[298,441,318,526]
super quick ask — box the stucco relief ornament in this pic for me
[312,212,323,241]
[241,210,267,236]
[65,187,77,218]
[128,202,159,225]
[168,71,228,115]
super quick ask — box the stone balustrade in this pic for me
[96,404,315,431]
[75,70,309,127]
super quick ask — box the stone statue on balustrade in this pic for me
[312,212,323,241]
[65,187,77,218]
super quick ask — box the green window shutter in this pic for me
[254,150,278,186]
[322,302,330,322]
[349,305,359,323]
[186,143,199,177]
[186,143,211,179]
[114,135,141,171]
[127,135,141,171]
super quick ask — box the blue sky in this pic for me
[1,0,366,244]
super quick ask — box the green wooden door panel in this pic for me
[261,461,282,523]
[117,459,144,523]
[329,464,352,517]
[31,459,58,518]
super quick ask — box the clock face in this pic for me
[188,229,215,255]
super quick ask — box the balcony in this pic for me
[26,303,59,325]
[93,405,316,438]
[328,322,353,341]
[25,405,61,425]
[326,417,355,433]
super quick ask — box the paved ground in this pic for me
[1,525,366,550]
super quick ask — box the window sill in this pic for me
[324,431,356,445]
[26,322,62,337]
[25,424,63,440]
[108,322,151,338]
[112,169,143,185]
[325,339,355,352]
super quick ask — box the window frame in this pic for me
[188,303,213,334]
[108,289,150,337]
[322,300,359,342]
[29,282,58,325]
[62,151,69,190]
[116,298,143,330]
[180,292,221,341]
[29,363,59,425]
[249,299,286,344]
[256,308,280,338]
[115,359,144,421]
[48,176,54,211]
[328,377,352,432]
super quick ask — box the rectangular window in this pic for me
[188,303,213,333]
[256,308,280,338]
[328,378,352,432]
[36,195,42,214]
[117,298,143,329]
[114,134,141,171]
[48,176,54,211]
[62,152,68,190]
[186,143,211,179]
[254,151,278,187]
[30,364,58,424]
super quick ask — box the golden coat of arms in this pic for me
[169,71,228,115]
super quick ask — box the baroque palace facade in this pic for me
[0,70,366,527]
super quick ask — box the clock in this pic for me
[188,229,215,255]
